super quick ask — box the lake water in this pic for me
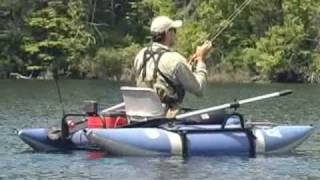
[0,80,319,179]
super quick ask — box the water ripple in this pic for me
[0,80,319,180]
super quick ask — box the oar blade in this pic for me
[279,90,293,96]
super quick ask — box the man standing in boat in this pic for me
[134,16,212,117]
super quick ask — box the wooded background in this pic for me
[0,0,319,82]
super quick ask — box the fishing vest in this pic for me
[136,45,185,107]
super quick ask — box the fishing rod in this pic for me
[52,61,65,117]
[210,0,252,42]
[52,61,71,140]
[189,0,252,65]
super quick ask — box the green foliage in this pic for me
[311,53,320,73]
[0,0,34,72]
[94,48,123,78]
[22,0,94,70]
[120,43,142,68]
[175,21,209,56]
[90,43,141,79]
[0,0,320,82]
[241,18,307,80]
[142,0,176,16]
[0,29,23,72]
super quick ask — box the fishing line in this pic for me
[210,0,252,42]
[189,0,252,66]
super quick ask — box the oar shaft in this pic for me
[100,102,125,114]
[238,90,292,105]
[176,90,292,120]
[176,104,231,119]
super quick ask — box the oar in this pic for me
[100,102,125,114]
[123,89,292,128]
[176,89,292,120]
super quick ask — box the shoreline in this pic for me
[1,66,319,84]
[0,74,312,84]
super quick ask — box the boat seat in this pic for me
[120,86,166,122]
